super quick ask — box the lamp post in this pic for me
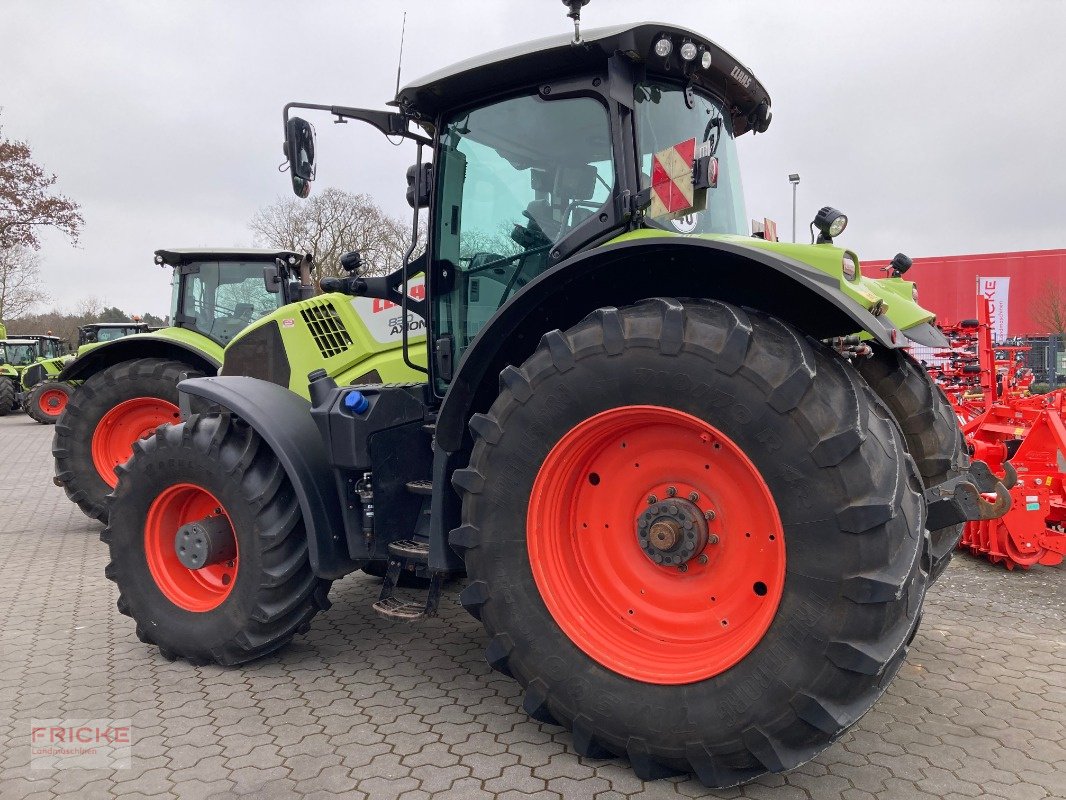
[788,173,800,243]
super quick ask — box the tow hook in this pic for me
[924,460,1014,530]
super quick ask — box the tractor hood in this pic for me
[397,22,771,136]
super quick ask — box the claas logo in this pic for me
[372,283,425,314]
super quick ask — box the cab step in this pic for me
[373,539,441,621]
[405,480,433,497]
[387,538,429,562]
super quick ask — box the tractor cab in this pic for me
[0,338,38,367]
[11,334,66,360]
[78,322,150,347]
[283,23,772,390]
[155,248,313,346]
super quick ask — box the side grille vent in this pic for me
[301,301,353,359]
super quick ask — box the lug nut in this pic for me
[689,492,700,502]
[677,563,688,573]
[647,495,657,504]
[667,486,677,497]
[708,534,720,545]
[697,554,709,565]
[704,510,716,521]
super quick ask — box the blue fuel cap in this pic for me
[344,390,369,414]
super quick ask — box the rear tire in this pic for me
[0,378,15,417]
[52,358,201,521]
[452,299,929,786]
[103,413,332,665]
[855,346,967,581]
[27,381,73,425]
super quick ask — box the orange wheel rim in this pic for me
[39,388,68,416]
[90,397,180,487]
[144,483,238,612]
[527,405,786,684]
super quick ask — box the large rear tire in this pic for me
[103,413,332,665]
[855,346,967,582]
[452,299,929,786]
[26,381,73,425]
[0,378,15,417]
[52,358,201,521]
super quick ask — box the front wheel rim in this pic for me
[91,397,180,487]
[527,405,786,684]
[144,483,238,612]
[39,388,68,416]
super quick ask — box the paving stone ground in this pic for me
[0,413,1063,799]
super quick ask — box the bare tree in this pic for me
[250,187,414,279]
[0,246,50,319]
[0,112,83,250]
[1030,278,1066,338]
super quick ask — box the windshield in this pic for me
[4,344,37,366]
[432,92,614,385]
[97,327,137,342]
[635,82,746,236]
[179,261,282,344]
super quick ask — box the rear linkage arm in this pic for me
[924,460,1016,531]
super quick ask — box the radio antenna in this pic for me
[394,11,407,98]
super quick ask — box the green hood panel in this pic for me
[606,229,935,335]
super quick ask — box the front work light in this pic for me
[654,37,673,57]
[680,41,698,61]
[812,206,848,243]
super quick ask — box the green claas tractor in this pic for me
[0,337,37,416]
[103,11,1010,786]
[0,334,64,416]
[24,322,150,425]
[54,247,425,521]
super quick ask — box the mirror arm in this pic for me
[283,102,431,146]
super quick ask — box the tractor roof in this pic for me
[83,322,146,328]
[396,22,771,135]
[11,334,60,341]
[154,248,302,267]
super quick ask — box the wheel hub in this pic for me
[637,497,708,565]
[175,515,237,570]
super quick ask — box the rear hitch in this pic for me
[924,460,1014,530]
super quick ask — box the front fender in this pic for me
[177,376,356,580]
[59,332,221,382]
[436,235,902,454]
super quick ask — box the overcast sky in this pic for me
[3,0,1064,317]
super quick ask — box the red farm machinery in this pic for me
[917,298,1065,569]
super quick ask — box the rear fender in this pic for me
[436,236,902,454]
[177,376,356,580]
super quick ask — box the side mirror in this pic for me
[264,264,283,293]
[406,162,433,209]
[284,117,316,198]
[340,250,366,275]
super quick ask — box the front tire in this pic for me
[52,358,201,521]
[452,299,928,786]
[0,378,15,416]
[104,413,331,665]
[27,381,73,425]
